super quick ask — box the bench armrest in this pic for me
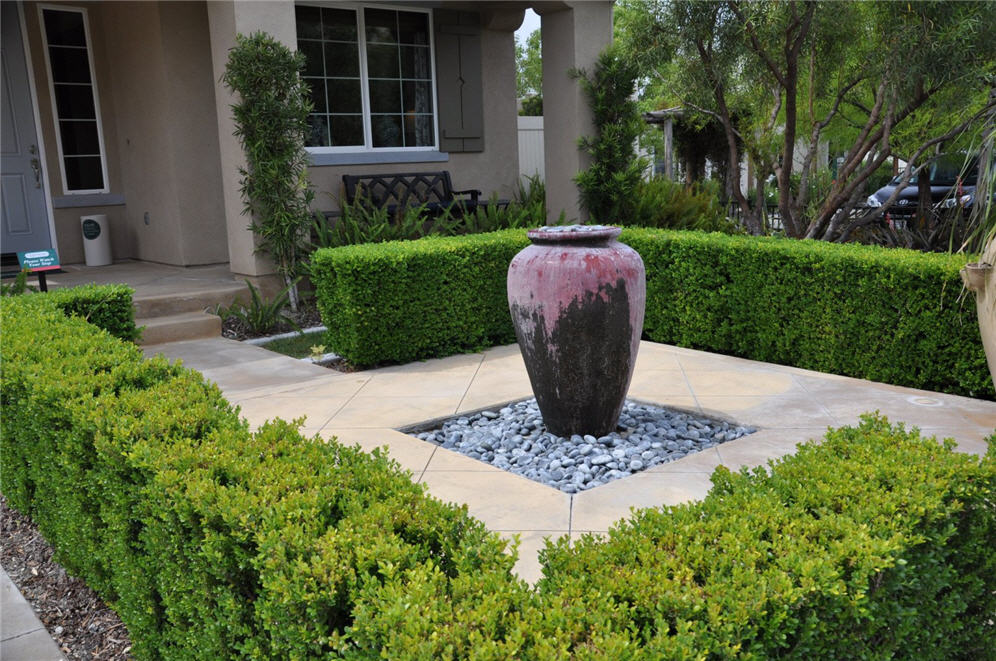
[452,188,481,204]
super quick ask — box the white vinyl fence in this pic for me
[517,115,544,181]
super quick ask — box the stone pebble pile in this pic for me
[413,399,756,493]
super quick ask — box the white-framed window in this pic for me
[38,5,108,194]
[295,3,438,152]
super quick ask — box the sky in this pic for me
[515,8,541,46]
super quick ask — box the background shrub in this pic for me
[630,178,737,233]
[310,228,990,396]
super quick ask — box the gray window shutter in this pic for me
[434,10,484,153]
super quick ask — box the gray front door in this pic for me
[2,2,53,254]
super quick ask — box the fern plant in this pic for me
[215,280,301,336]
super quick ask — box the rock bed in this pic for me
[412,399,756,493]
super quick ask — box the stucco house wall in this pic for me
[8,0,610,279]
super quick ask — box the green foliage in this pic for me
[574,47,647,223]
[311,228,990,396]
[515,28,542,99]
[1,269,37,296]
[624,228,992,397]
[539,415,996,659]
[214,280,300,336]
[519,95,543,117]
[0,298,532,659]
[2,294,994,657]
[0,283,139,341]
[310,231,530,366]
[308,194,546,252]
[632,178,738,232]
[222,32,314,309]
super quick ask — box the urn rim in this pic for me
[527,224,621,243]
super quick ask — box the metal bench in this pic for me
[341,171,508,218]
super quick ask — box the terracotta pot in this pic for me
[507,225,646,437]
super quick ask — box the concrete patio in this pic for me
[141,336,996,583]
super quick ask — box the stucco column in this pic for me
[537,1,612,224]
[207,1,296,277]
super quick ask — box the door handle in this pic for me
[30,157,41,188]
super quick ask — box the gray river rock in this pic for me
[411,399,755,493]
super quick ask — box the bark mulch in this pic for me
[1,495,131,660]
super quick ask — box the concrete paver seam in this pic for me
[452,353,488,415]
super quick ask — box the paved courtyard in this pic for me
[142,338,996,583]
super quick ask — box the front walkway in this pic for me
[144,338,996,583]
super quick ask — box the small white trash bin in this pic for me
[80,214,111,266]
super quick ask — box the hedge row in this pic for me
[3,288,993,658]
[0,292,535,659]
[311,229,991,397]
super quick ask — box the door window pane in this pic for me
[42,8,106,192]
[54,84,96,119]
[64,156,103,190]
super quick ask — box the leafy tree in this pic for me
[619,0,996,242]
[222,32,314,310]
[516,29,542,98]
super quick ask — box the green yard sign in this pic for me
[17,249,60,272]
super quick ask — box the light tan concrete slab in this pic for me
[696,393,837,428]
[684,369,796,398]
[369,351,484,375]
[358,371,476,398]
[198,357,333,395]
[647,446,724,474]
[418,471,571,531]
[457,367,533,413]
[317,428,438,478]
[627,369,693,399]
[793,374,996,432]
[634,345,683,370]
[234,374,371,400]
[326,396,460,428]
[570,471,715,532]
[497,531,569,584]
[423,447,507,472]
[715,428,826,472]
[235,395,352,430]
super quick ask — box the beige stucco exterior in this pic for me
[11,0,612,278]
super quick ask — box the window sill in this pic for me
[53,193,125,208]
[308,151,449,166]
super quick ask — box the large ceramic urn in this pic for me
[507,225,646,437]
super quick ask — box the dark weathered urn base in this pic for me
[507,226,646,437]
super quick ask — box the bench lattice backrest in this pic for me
[345,172,454,208]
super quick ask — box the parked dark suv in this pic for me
[866,156,981,226]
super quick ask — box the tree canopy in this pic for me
[619,0,996,242]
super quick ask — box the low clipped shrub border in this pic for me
[311,228,991,397]
[2,290,994,657]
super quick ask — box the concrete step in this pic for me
[132,282,249,318]
[137,311,222,345]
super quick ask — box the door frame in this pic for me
[10,1,58,255]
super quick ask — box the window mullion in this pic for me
[356,9,373,151]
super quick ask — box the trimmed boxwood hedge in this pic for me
[311,228,991,397]
[0,292,535,659]
[2,289,994,658]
